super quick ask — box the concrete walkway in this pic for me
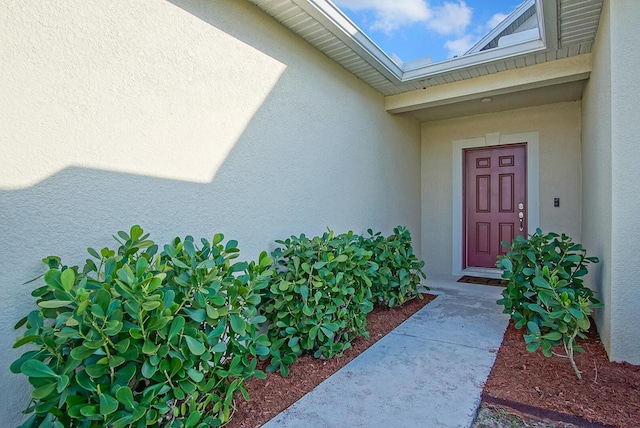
[263,274,510,428]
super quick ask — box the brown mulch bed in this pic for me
[482,320,640,427]
[225,293,437,428]
[223,293,640,428]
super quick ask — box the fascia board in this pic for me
[401,39,546,81]
[541,0,558,51]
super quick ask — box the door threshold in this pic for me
[461,267,503,280]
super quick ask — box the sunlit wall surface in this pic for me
[0,1,422,424]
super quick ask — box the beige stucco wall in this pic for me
[581,0,613,358]
[582,0,640,364]
[0,0,421,423]
[608,0,640,364]
[421,102,582,274]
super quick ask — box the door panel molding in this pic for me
[499,173,514,212]
[452,132,539,276]
[465,144,526,268]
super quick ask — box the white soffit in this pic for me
[247,0,604,96]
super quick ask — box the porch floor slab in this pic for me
[263,274,510,428]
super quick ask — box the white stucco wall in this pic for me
[0,0,421,423]
[421,102,582,274]
[583,0,640,364]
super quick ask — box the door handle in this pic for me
[518,203,524,231]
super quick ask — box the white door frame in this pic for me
[452,131,540,277]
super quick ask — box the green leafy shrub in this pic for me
[261,226,427,376]
[496,229,602,379]
[361,226,426,307]
[261,230,375,375]
[12,226,272,427]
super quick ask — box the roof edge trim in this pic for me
[402,39,546,81]
[466,0,537,54]
[296,0,404,81]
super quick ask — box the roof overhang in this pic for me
[386,54,591,121]
[282,0,548,83]
[247,0,602,98]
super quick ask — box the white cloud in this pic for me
[335,0,472,36]
[427,1,473,36]
[335,0,509,60]
[487,12,508,30]
[441,11,507,59]
[444,34,476,57]
[334,0,431,34]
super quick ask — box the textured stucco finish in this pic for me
[583,0,640,364]
[581,0,613,358]
[421,102,583,275]
[609,0,640,364]
[0,0,421,423]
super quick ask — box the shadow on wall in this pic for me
[0,0,421,424]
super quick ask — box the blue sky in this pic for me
[334,0,522,63]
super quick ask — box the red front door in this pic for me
[464,144,527,268]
